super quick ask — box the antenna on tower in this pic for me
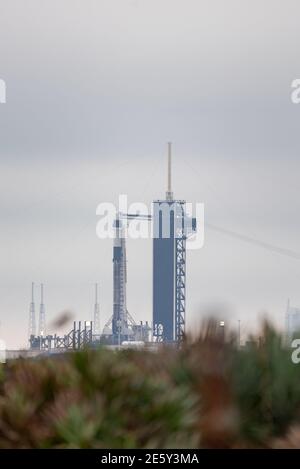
[166,142,173,201]
[94,283,100,335]
[28,282,36,339]
[38,283,46,337]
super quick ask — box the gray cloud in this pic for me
[1,0,300,347]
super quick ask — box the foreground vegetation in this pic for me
[0,321,299,448]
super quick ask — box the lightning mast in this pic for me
[28,282,36,338]
[166,142,173,201]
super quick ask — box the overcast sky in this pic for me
[1,0,300,348]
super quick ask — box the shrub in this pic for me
[0,321,299,448]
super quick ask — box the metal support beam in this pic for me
[175,236,186,342]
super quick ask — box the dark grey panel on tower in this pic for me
[153,201,175,342]
[152,197,197,343]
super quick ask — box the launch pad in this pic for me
[29,143,197,350]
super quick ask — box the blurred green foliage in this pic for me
[0,322,299,448]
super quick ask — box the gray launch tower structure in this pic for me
[152,143,196,342]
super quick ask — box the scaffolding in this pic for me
[30,321,93,351]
